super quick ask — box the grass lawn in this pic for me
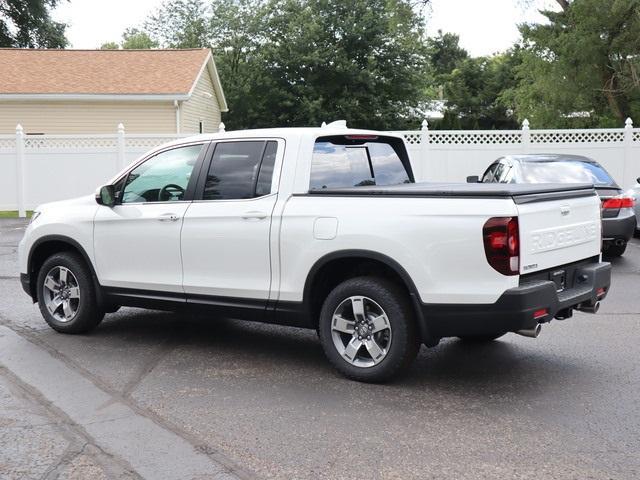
[0,211,33,218]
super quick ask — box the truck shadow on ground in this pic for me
[78,307,593,398]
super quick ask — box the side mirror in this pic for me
[466,175,480,183]
[96,185,116,207]
[636,177,640,184]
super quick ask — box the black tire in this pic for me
[36,252,104,334]
[603,243,627,258]
[318,276,419,383]
[458,332,506,343]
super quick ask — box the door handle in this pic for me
[241,211,268,220]
[158,213,180,222]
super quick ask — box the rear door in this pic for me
[180,139,283,312]
[516,192,602,274]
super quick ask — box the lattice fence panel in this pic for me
[0,137,15,149]
[126,136,187,149]
[530,131,624,144]
[428,132,522,145]
[402,133,422,145]
[633,131,640,142]
[24,137,118,149]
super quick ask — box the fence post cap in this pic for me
[421,119,429,130]
[625,117,633,128]
[16,124,23,134]
[218,122,226,133]
[522,119,530,129]
[117,123,125,132]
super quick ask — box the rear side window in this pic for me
[202,141,278,200]
[519,160,615,185]
[310,136,410,190]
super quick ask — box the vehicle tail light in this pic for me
[601,195,634,209]
[483,217,519,276]
[345,135,379,140]
[533,308,548,320]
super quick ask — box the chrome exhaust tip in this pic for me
[516,323,542,338]
[578,301,600,314]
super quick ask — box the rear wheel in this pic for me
[318,276,419,383]
[603,242,626,258]
[36,252,104,334]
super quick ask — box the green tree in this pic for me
[145,0,210,49]
[0,0,68,48]
[426,30,468,78]
[100,41,119,50]
[442,50,521,129]
[141,0,429,130]
[121,28,158,49]
[505,0,640,127]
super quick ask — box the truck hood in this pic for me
[34,194,97,213]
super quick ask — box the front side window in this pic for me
[202,141,278,200]
[121,144,203,203]
[310,136,410,190]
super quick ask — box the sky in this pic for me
[53,0,559,57]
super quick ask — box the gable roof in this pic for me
[0,48,227,110]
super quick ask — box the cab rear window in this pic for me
[309,136,411,190]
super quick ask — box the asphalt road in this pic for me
[0,217,638,480]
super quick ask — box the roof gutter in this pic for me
[0,93,191,101]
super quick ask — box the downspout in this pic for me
[174,100,181,134]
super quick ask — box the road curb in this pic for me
[0,325,244,480]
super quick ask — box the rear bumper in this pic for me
[422,261,611,339]
[602,209,636,242]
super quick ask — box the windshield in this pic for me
[519,160,615,186]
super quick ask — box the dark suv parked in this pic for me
[469,154,636,257]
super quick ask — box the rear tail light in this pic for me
[533,308,549,320]
[483,217,519,276]
[602,195,634,209]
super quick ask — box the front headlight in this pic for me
[29,211,41,224]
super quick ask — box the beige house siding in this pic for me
[0,101,176,134]
[180,70,221,134]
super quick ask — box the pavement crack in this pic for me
[120,335,178,398]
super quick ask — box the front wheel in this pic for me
[318,276,419,383]
[36,252,104,334]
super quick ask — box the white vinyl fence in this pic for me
[2,119,639,216]
[0,124,193,214]
[393,118,640,190]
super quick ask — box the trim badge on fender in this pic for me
[560,204,571,216]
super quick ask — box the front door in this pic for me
[181,140,281,312]
[94,143,206,293]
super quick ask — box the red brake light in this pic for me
[533,308,548,320]
[344,135,378,140]
[602,196,634,209]
[483,217,519,276]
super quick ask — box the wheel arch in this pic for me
[302,249,432,344]
[27,235,101,303]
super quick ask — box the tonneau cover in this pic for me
[308,182,596,201]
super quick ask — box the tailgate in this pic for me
[516,190,601,274]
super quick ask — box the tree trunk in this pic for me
[602,74,625,122]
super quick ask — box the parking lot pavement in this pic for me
[0,218,638,480]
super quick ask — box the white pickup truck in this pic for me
[19,125,611,382]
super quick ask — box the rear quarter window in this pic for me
[310,136,411,190]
